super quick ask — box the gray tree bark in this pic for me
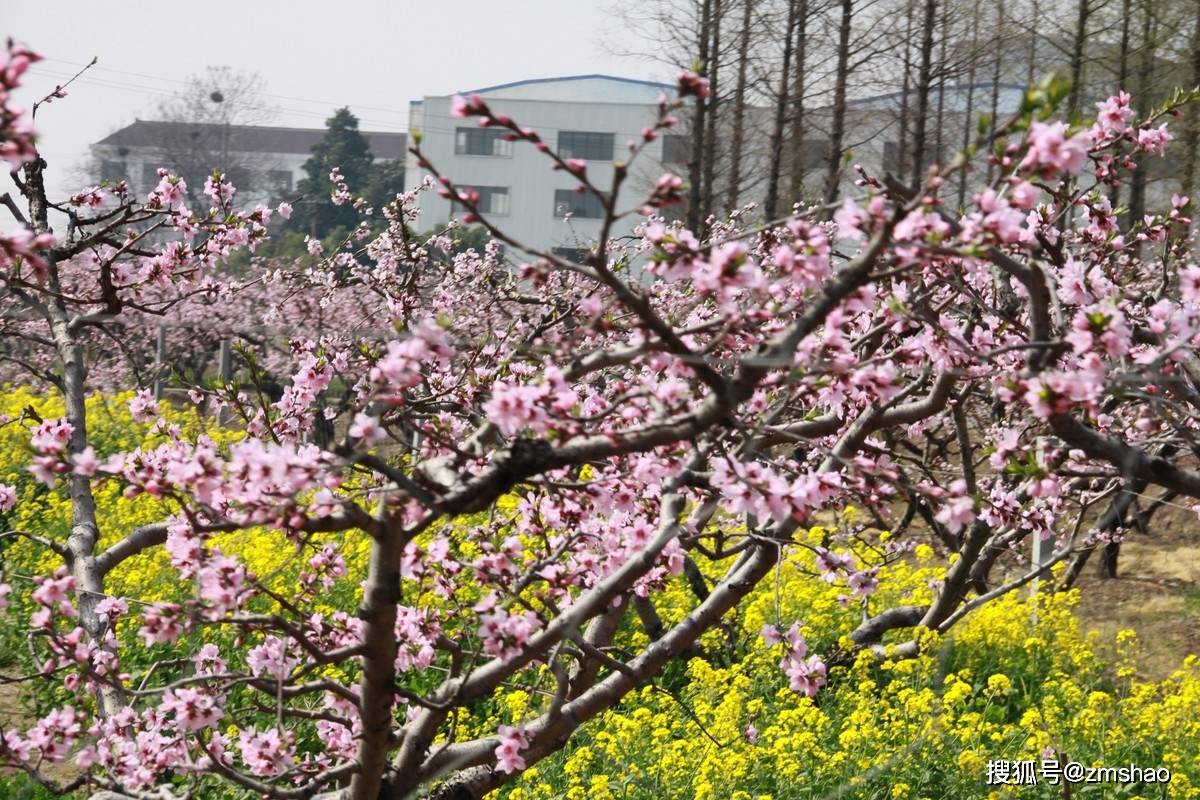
[909,0,938,184]
[765,0,801,217]
[725,0,755,212]
[821,0,855,207]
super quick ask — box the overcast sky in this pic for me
[7,1,652,206]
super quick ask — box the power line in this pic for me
[39,56,412,118]
[33,64,683,142]
[28,67,403,130]
[27,68,406,132]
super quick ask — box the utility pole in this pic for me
[210,89,229,180]
[152,325,166,401]
[217,339,232,426]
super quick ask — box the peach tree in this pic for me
[2,37,1199,800]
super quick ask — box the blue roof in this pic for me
[462,73,673,95]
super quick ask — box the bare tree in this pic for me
[610,0,772,226]
[1182,1,1200,198]
[984,5,1006,184]
[1067,0,1093,118]
[896,0,915,178]
[686,0,717,231]
[908,0,937,184]
[765,0,803,217]
[954,8,981,208]
[701,0,726,222]
[931,0,951,169]
[622,0,1196,227]
[1106,0,1133,208]
[821,0,855,207]
[153,66,279,202]
[726,0,756,211]
[1126,1,1159,231]
[787,0,814,201]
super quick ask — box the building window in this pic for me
[452,185,510,216]
[455,127,513,157]
[558,130,614,162]
[268,170,294,194]
[100,159,127,183]
[552,246,591,263]
[662,134,691,165]
[554,189,606,219]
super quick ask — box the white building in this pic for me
[91,120,406,207]
[829,83,1029,189]
[404,74,688,259]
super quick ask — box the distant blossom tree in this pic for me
[4,33,1200,800]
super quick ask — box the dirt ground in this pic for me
[1069,503,1200,680]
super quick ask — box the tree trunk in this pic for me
[725,0,754,212]
[932,0,949,171]
[1063,479,1143,587]
[686,0,715,233]
[1100,540,1121,579]
[1181,1,1200,199]
[822,0,855,207]
[1117,0,1132,94]
[788,0,811,202]
[985,4,1003,184]
[1109,0,1131,208]
[701,0,723,225]
[1066,0,1091,119]
[910,0,937,184]
[1026,0,1039,87]
[348,518,406,799]
[24,158,125,719]
[765,0,800,218]
[1127,2,1156,236]
[897,0,915,179]
[957,8,980,208]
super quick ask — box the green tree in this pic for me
[363,158,407,213]
[291,107,377,238]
